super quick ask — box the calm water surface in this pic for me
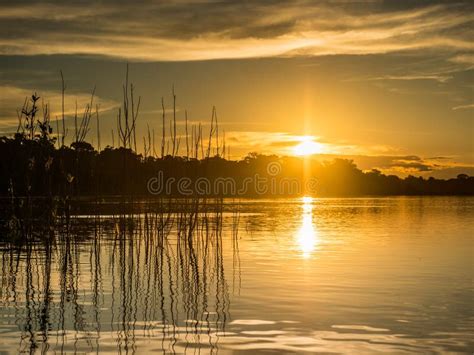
[0,197,473,353]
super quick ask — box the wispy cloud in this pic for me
[369,73,454,83]
[450,54,474,65]
[452,103,474,110]
[0,85,119,130]
[348,51,473,84]
[0,1,471,61]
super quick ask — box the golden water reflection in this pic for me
[0,197,472,353]
[296,196,318,258]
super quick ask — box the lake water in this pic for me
[0,197,473,353]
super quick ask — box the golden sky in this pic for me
[0,0,472,177]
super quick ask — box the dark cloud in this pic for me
[0,0,472,60]
[314,154,455,174]
[391,161,433,172]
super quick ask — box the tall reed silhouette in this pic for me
[0,196,240,354]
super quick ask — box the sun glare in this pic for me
[296,196,318,258]
[293,137,324,156]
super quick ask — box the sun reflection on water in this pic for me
[297,196,318,258]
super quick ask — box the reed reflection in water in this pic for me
[0,199,239,354]
[0,197,473,354]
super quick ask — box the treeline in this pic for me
[1,134,473,197]
[1,67,473,199]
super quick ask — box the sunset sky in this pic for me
[0,0,472,177]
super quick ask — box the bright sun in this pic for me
[293,137,324,156]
